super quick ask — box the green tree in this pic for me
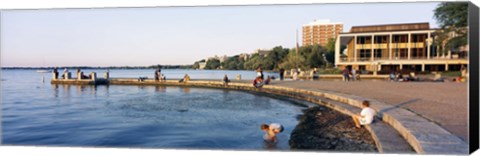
[221,55,245,70]
[325,38,346,66]
[433,2,468,53]
[263,46,290,70]
[204,58,221,69]
[192,59,205,69]
[243,53,263,70]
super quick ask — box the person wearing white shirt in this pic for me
[352,100,376,128]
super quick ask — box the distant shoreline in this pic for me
[1,65,194,70]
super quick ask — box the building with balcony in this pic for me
[303,19,343,46]
[334,22,468,73]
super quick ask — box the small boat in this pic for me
[36,70,50,73]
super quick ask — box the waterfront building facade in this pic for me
[334,22,468,73]
[303,19,343,46]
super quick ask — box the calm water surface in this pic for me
[2,69,305,150]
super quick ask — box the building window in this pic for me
[359,49,371,61]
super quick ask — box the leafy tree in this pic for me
[204,58,221,69]
[243,53,263,70]
[192,59,206,69]
[433,2,468,53]
[263,46,290,70]
[325,38,346,66]
[221,55,245,70]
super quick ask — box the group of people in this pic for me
[261,100,376,145]
[342,67,359,82]
[253,67,274,88]
[389,71,417,82]
[53,67,90,79]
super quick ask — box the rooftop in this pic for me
[303,19,343,26]
[348,22,431,33]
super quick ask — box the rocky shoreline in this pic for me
[289,106,377,152]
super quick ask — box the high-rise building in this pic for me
[302,19,343,46]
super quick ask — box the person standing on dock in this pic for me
[223,75,230,86]
[154,68,161,81]
[62,68,68,79]
[53,67,59,79]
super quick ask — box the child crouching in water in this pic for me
[261,123,284,144]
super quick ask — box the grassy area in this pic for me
[439,71,462,77]
[318,68,343,74]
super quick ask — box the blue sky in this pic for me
[1,2,440,67]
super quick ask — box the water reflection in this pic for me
[62,84,71,98]
[52,84,59,98]
[155,86,166,92]
[263,141,278,150]
[181,87,191,93]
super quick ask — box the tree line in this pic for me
[194,38,344,71]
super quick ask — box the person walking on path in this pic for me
[352,100,376,128]
[342,67,350,82]
[223,74,230,86]
[351,67,356,81]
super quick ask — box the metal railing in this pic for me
[339,56,468,62]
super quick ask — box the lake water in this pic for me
[1,69,306,150]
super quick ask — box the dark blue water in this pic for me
[1,69,305,150]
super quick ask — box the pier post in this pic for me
[236,74,241,80]
[78,72,83,80]
[52,72,58,80]
[90,72,97,81]
[104,71,109,79]
[65,72,71,79]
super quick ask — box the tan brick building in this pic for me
[334,22,468,72]
[302,19,343,46]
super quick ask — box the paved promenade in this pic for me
[270,80,468,143]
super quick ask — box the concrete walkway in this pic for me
[269,80,468,143]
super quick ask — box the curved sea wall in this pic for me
[51,78,468,154]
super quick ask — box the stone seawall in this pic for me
[51,78,468,154]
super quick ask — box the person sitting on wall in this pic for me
[397,73,404,82]
[389,71,396,81]
[81,73,89,79]
[138,76,148,82]
[312,67,319,80]
[264,76,272,85]
[160,74,166,81]
[261,123,284,144]
[256,66,264,80]
[253,76,264,88]
[352,100,376,128]
[179,74,190,83]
